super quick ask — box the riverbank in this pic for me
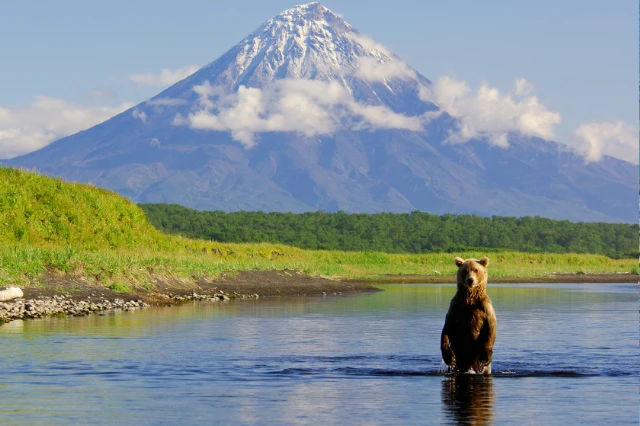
[0,269,378,323]
[2,167,635,324]
[1,269,634,324]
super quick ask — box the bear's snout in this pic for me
[466,277,475,286]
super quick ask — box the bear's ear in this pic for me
[454,257,465,266]
[478,257,490,267]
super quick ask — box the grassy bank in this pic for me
[1,243,635,290]
[0,166,636,292]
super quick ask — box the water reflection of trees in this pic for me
[441,375,494,425]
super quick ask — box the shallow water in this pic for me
[0,283,636,425]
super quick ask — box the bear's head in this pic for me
[454,257,490,292]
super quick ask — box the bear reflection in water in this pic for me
[441,374,495,426]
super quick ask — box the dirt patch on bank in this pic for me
[204,269,378,297]
[19,269,380,306]
[14,270,635,308]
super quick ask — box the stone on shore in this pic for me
[0,287,23,302]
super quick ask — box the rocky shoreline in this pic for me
[0,296,148,323]
[0,269,377,324]
[0,289,260,324]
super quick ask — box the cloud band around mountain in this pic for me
[419,77,562,147]
[1,71,634,164]
[173,75,564,152]
[354,57,417,83]
[174,79,423,147]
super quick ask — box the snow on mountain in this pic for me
[190,2,422,89]
[146,3,436,148]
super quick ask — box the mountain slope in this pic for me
[4,3,636,223]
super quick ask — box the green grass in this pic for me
[0,166,167,249]
[0,166,636,291]
[0,243,633,289]
[107,282,131,293]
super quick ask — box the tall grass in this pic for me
[0,243,634,288]
[0,166,167,249]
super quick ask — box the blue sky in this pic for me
[0,0,637,161]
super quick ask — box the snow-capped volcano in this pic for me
[152,2,434,148]
[186,2,426,89]
[159,2,433,121]
[3,3,636,222]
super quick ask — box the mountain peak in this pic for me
[255,2,354,46]
[192,2,416,91]
[277,3,337,22]
[273,3,350,30]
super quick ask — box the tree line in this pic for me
[139,204,638,258]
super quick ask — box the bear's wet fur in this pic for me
[441,257,497,374]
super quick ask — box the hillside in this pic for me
[0,166,164,249]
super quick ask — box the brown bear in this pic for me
[441,257,497,374]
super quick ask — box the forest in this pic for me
[140,204,638,258]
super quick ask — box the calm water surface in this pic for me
[0,283,636,425]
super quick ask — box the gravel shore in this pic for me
[0,269,378,324]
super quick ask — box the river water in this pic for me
[0,283,636,425]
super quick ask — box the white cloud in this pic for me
[177,79,424,147]
[146,97,187,106]
[345,32,393,58]
[344,33,417,84]
[132,108,147,123]
[513,78,534,97]
[572,120,638,163]
[128,65,200,87]
[191,81,227,110]
[420,77,562,147]
[355,57,417,83]
[0,97,134,159]
[172,113,188,126]
[349,103,422,131]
